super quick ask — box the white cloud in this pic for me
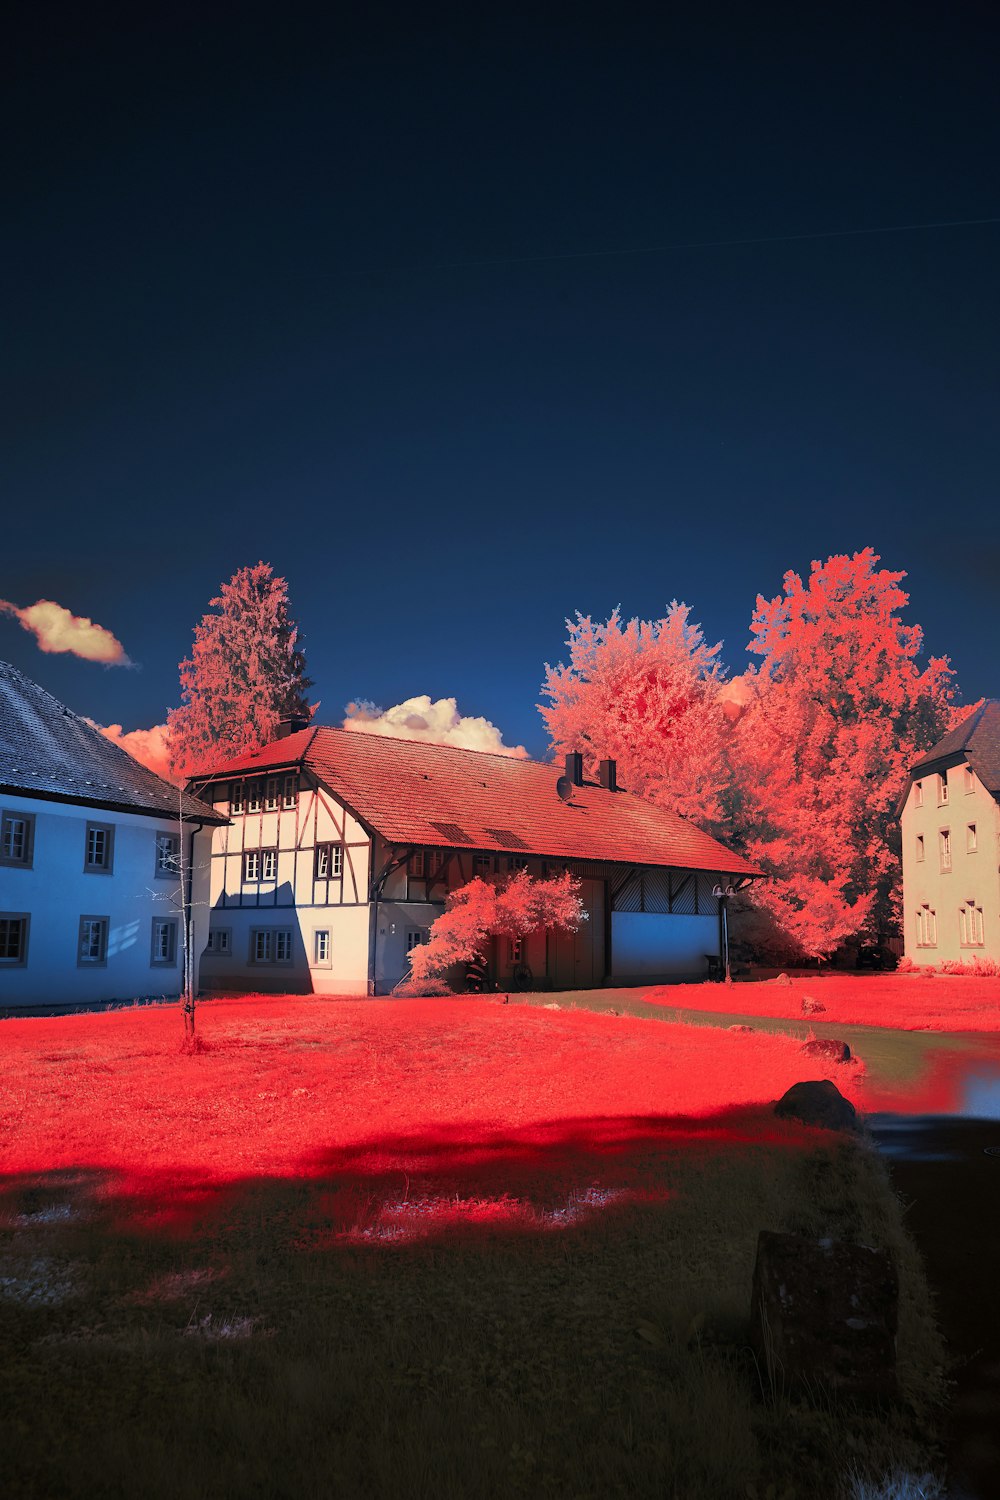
[90,720,178,783]
[0,597,131,664]
[343,695,528,758]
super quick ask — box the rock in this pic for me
[772,973,793,986]
[801,995,827,1015]
[800,1037,851,1063]
[728,1024,755,1033]
[774,1079,857,1131]
[749,1230,898,1402]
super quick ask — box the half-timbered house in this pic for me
[186,725,760,995]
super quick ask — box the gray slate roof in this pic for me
[0,660,224,823]
[909,699,1000,799]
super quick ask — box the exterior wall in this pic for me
[901,761,1000,963]
[0,791,212,1008]
[199,774,372,995]
[610,912,719,981]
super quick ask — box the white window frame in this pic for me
[959,903,985,947]
[154,831,180,879]
[243,850,261,882]
[964,765,976,794]
[939,829,951,872]
[250,927,294,965]
[246,781,262,814]
[0,912,30,966]
[967,823,977,853]
[915,834,925,863]
[916,906,937,948]
[282,774,298,809]
[508,936,523,964]
[84,822,114,874]
[151,917,179,967]
[78,915,109,966]
[230,781,245,814]
[938,772,949,805]
[409,850,426,878]
[312,929,331,967]
[206,928,232,955]
[261,848,277,881]
[0,810,35,868]
[264,778,280,812]
[914,780,924,808]
[315,843,343,879]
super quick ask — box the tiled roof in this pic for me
[910,700,1000,796]
[0,660,224,823]
[188,727,761,876]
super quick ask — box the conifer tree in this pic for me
[168,563,312,774]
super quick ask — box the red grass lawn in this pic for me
[0,995,863,1235]
[642,973,1000,1032]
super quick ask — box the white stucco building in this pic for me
[898,700,1000,965]
[0,661,224,1011]
[186,726,761,995]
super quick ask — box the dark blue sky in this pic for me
[3,1,998,758]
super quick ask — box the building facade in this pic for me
[898,700,1000,965]
[0,662,223,1010]
[187,727,761,995]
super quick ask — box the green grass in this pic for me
[2,1133,946,1500]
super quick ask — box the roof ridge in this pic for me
[320,723,553,769]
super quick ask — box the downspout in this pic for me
[185,820,203,1022]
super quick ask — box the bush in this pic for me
[391,977,456,998]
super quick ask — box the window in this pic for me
[78,916,109,965]
[505,855,529,873]
[939,829,952,871]
[472,855,493,878]
[938,772,949,805]
[409,850,426,878]
[282,774,298,809]
[313,930,331,966]
[0,914,29,966]
[508,937,523,964]
[261,849,277,881]
[427,850,446,877]
[405,928,428,953]
[243,850,261,882]
[250,928,294,964]
[151,918,178,966]
[154,832,180,878]
[84,823,114,873]
[914,780,924,808]
[964,766,976,795]
[206,929,232,955]
[959,903,985,947]
[264,778,280,811]
[967,824,978,853]
[0,810,34,868]
[915,834,925,863]
[247,781,262,813]
[315,843,343,879]
[915,906,937,948]
[230,781,245,814]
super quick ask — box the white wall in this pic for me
[0,791,212,1008]
[611,911,720,981]
[901,762,1000,963]
[199,775,372,995]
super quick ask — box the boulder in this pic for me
[801,995,827,1015]
[774,1079,857,1131]
[749,1230,898,1401]
[800,1037,851,1063]
[772,973,793,986]
[728,1024,755,1033]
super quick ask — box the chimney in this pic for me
[598,758,617,792]
[565,751,584,787]
[275,715,310,740]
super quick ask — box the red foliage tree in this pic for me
[539,604,730,828]
[168,563,312,775]
[405,870,586,990]
[727,550,956,958]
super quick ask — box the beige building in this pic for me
[898,700,1000,964]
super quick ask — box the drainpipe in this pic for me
[185,821,203,1016]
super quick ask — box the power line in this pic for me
[409,215,1000,273]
